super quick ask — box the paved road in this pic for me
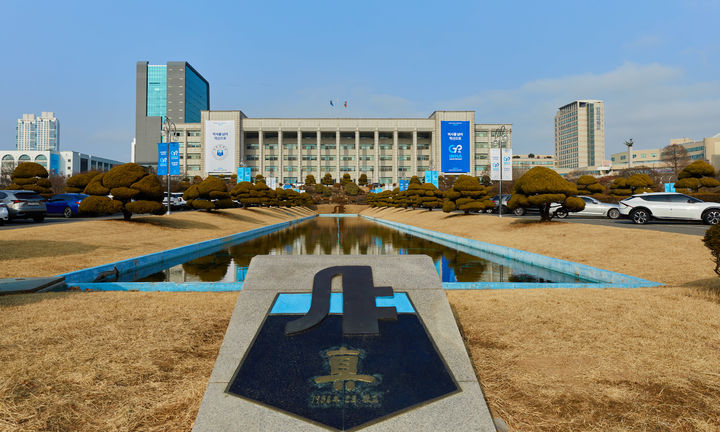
[503,213,709,236]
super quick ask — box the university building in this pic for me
[165,112,511,185]
[16,112,59,151]
[609,134,720,170]
[554,100,605,169]
[136,61,512,184]
[0,150,122,177]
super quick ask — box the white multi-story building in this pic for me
[16,112,60,151]
[163,111,512,185]
[554,100,604,169]
[0,150,123,177]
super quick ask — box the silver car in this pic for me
[555,195,621,219]
[0,190,47,223]
[619,192,720,224]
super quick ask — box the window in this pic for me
[188,131,201,136]
[359,144,374,150]
[246,155,259,161]
[283,143,298,149]
[264,144,278,150]
[246,143,259,150]
[265,155,278,161]
[321,144,336,150]
[302,144,317,150]
[321,155,335,161]
[341,144,355,150]
[398,144,411,150]
[379,144,393,150]
[187,142,201,148]
[417,144,430,150]
[302,155,317,161]
[284,155,298,161]
[379,155,393,161]
[339,167,355,172]
[341,156,355,161]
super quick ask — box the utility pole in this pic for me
[162,117,176,215]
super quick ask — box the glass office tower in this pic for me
[135,61,209,166]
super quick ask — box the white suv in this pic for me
[619,192,720,224]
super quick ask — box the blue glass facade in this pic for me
[146,65,167,117]
[184,65,209,123]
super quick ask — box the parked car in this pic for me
[171,192,187,209]
[46,193,89,218]
[0,203,8,225]
[619,192,720,224]
[554,195,620,219]
[489,194,512,213]
[0,190,47,222]
[506,195,561,216]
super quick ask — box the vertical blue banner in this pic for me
[440,121,470,173]
[237,167,252,183]
[169,142,180,175]
[664,183,675,192]
[431,170,439,188]
[399,179,409,191]
[157,142,168,175]
[424,170,431,184]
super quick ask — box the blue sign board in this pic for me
[168,142,180,175]
[157,142,169,175]
[399,179,409,191]
[424,170,431,184]
[664,182,676,192]
[237,167,252,183]
[431,171,439,188]
[440,121,470,173]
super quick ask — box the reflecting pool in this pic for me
[136,217,589,284]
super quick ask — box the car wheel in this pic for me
[703,209,720,225]
[513,207,525,216]
[63,206,73,218]
[554,208,568,218]
[33,215,45,223]
[607,208,620,219]
[630,208,649,224]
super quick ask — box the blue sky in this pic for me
[1,0,719,162]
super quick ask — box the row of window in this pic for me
[244,143,432,150]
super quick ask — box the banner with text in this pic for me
[490,148,501,180]
[502,149,512,180]
[440,121,470,173]
[157,142,168,176]
[205,121,236,174]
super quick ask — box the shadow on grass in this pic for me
[109,217,220,230]
[682,277,720,300]
[509,218,557,226]
[0,240,100,260]
[210,210,264,224]
[0,291,79,308]
[244,208,286,219]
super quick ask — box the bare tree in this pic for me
[661,144,690,178]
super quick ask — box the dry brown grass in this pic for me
[2,206,720,430]
[0,207,316,278]
[361,207,720,431]
[0,292,236,432]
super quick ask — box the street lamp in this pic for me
[493,125,508,217]
[162,117,176,215]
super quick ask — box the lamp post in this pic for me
[162,117,176,215]
[493,125,508,217]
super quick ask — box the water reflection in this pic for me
[137,218,574,284]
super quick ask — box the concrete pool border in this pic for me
[60,213,660,292]
[58,215,316,286]
[362,215,661,289]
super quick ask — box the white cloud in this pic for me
[442,62,720,156]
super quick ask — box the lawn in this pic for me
[1,206,719,431]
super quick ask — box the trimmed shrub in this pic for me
[576,175,604,195]
[703,224,720,277]
[230,181,254,207]
[417,183,443,210]
[80,163,164,220]
[442,175,493,214]
[190,176,232,211]
[321,173,334,185]
[609,174,654,196]
[508,166,584,221]
[65,171,101,193]
[304,174,316,186]
[7,162,53,198]
[676,161,720,192]
[79,195,123,215]
[358,174,368,186]
[343,181,359,196]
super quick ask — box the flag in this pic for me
[329,100,334,107]
[344,101,347,108]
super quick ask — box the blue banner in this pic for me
[399,179,409,191]
[169,142,180,175]
[424,170,431,184]
[157,142,169,175]
[237,167,252,183]
[664,182,675,192]
[440,121,470,173]
[431,170,439,188]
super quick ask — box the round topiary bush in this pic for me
[80,163,164,220]
[65,171,101,193]
[189,176,232,211]
[508,166,584,221]
[7,162,53,198]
